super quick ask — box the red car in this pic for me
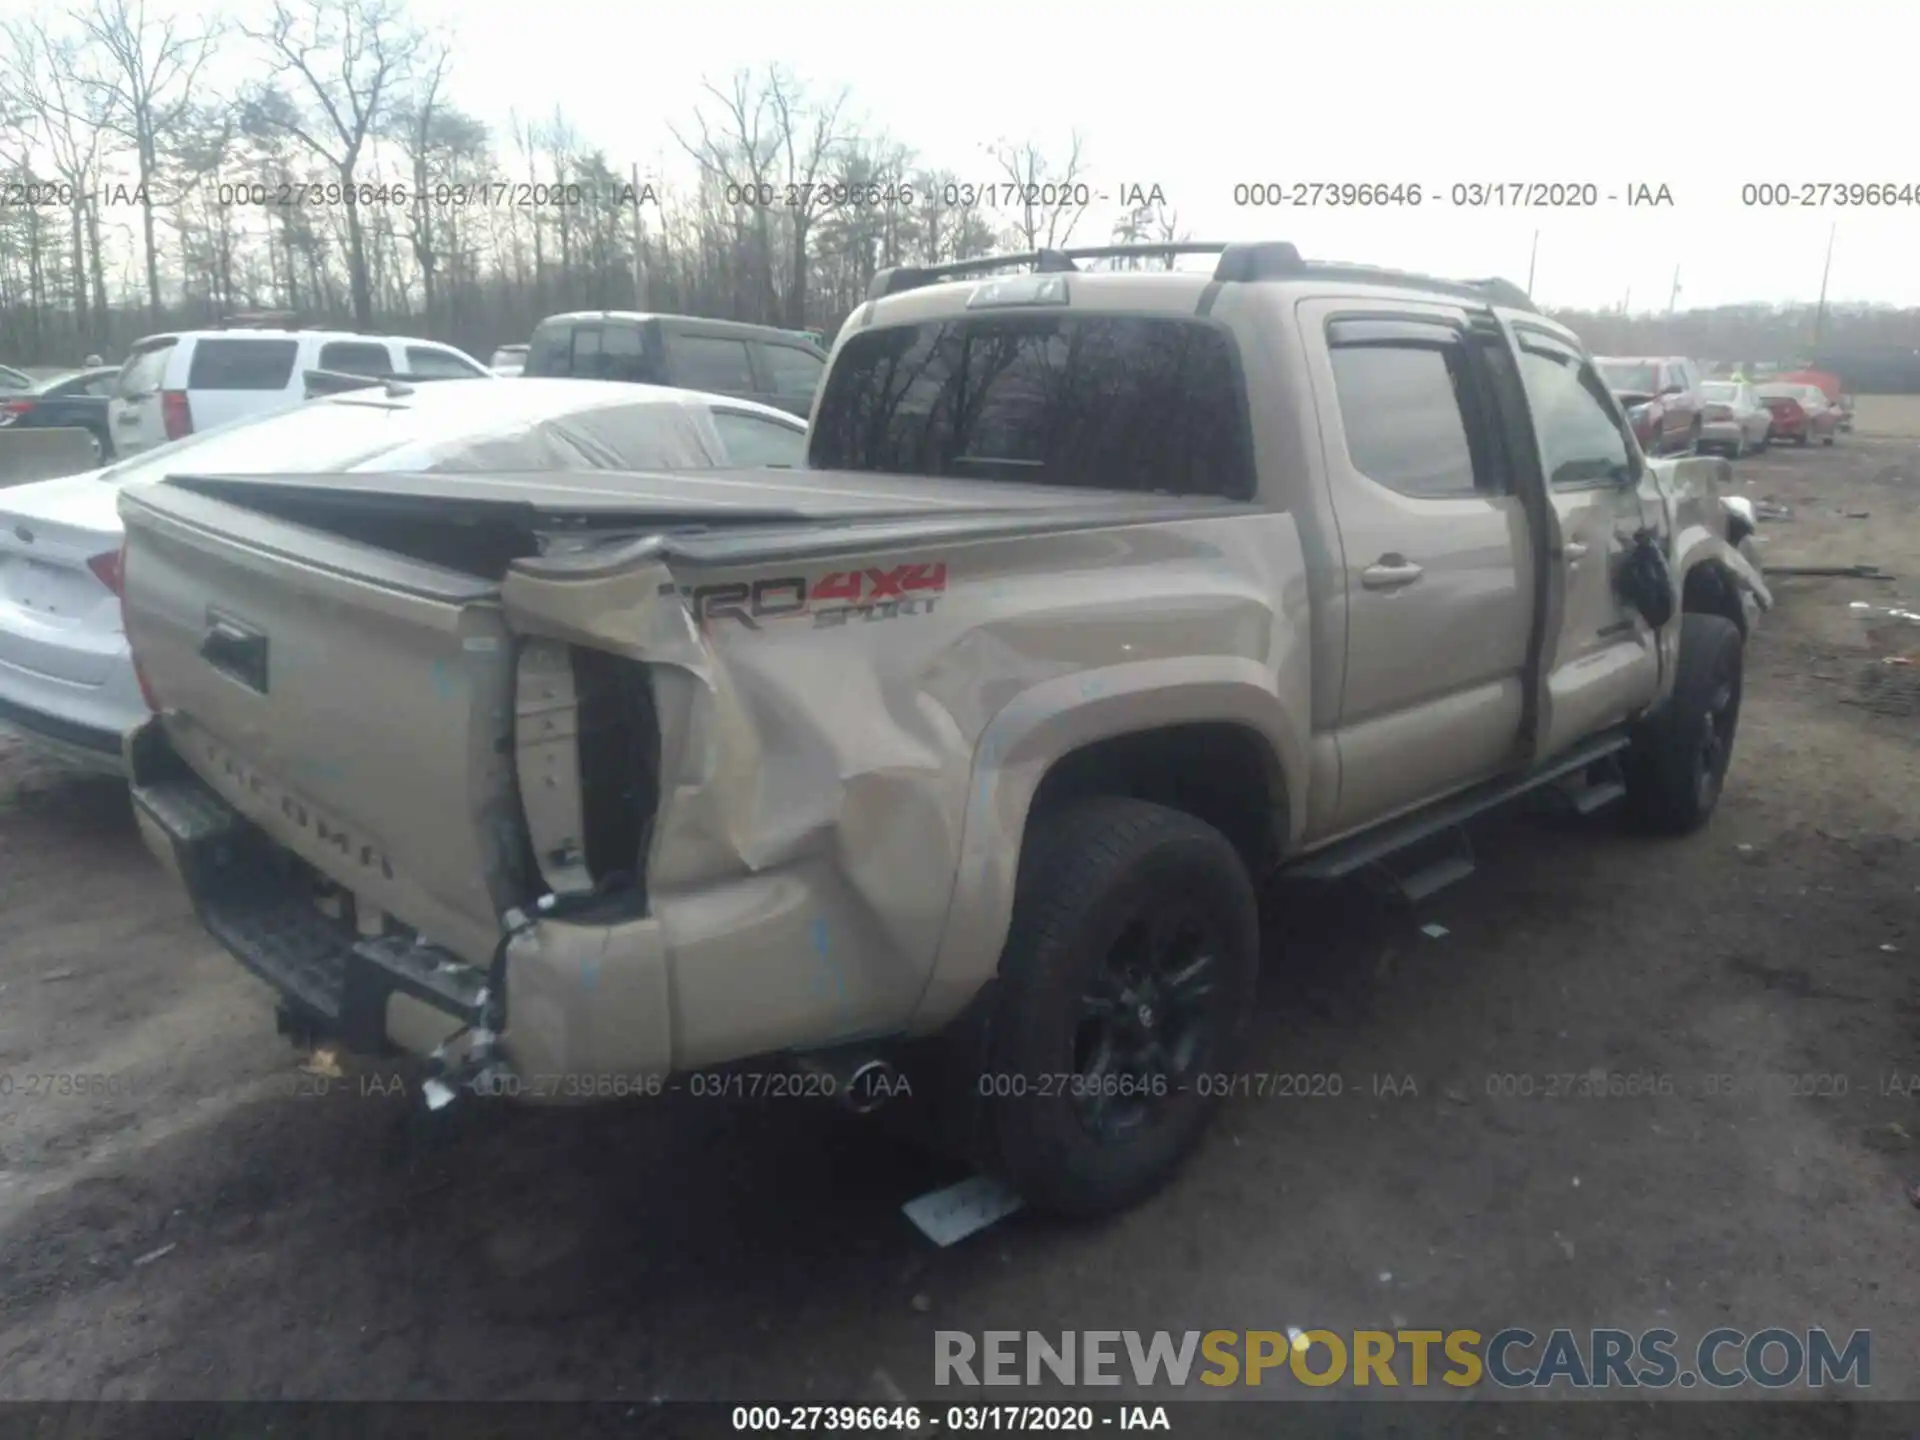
[1595,355,1705,455]
[1756,382,1840,446]
[1778,369,1852,432]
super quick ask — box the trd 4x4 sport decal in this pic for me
[660,562,949,632]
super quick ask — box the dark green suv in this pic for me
[522,313,827,418]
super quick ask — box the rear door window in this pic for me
[1327,339,1492,499]
[570,326,606,379]
[600,322,655,382]
[318,341,396,377]
[524,323,572,377]
[808,315,1254,498]
[755,343,825,401]
[187,338,300,391]
[668,334,756,394]
[116,339,176,396]
[405,346,488,379]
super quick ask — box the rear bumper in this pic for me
[128,748,492,1058]
[126,719,678,1088]
[1699,420,1746,449]
[0,639,146,774]
[0,690,129,774]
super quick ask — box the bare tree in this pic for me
[75,0,217,326]
[990,132,1091,252]
[4,16,116,348]
[242,0,419,327]
[390,40,451,319]
[765,68,847,329]
[671,70,783,323]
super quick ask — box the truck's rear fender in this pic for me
[501,542,967,1069]
[906,515,1315,1033]
[504,510,1312,1066]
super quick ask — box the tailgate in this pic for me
[119,482,522,965]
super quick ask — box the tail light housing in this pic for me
[86,549,124,597]
[0,399,35,421]
[160,389,194,441]
[98,541,160,711]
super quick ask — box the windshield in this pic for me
[808,315,1254,498]
[1597,361,1660,394]
[1700,383,1737,402]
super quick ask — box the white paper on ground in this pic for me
[902,1174,1025,1247]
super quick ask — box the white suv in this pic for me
[107,328,492,459]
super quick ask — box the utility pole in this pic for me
[1526,229,1539,295]
[1622,287,1631,315]
[1812,221,1836,352]
[1666,265,1681,316]
[630,161,649,308]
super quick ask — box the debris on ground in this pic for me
[1420,923,1450,940]
[299,1047,344,1079]
[1771,565,1894,579]
[38,968,75,983]
[1754,502,1794,520]
[131,1243,176,1268]
[902,1175,1025,1248]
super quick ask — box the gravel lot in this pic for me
[1,436,1916,1418]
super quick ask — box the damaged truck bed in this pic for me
[119,241,1769,1216]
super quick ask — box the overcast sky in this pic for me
[376,0,1910,312]
[49,0,1896,312]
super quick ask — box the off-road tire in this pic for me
[1623,613,1744,835]
[985,797,1259,1217]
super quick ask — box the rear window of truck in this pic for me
[187,338,300,391]
[808,316,1254,499]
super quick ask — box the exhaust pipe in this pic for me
[793,1051,904,1115]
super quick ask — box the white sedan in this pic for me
[0,379,808,773]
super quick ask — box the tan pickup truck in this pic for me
[117,242,1769,1217]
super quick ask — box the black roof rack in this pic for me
[864,242,1537,313]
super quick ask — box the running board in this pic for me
[1393,846,1478,903]
[1288,730,1634,884]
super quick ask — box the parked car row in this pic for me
[0,366,122,464]
[1596,354,1846,457]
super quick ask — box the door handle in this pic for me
[1564,542,1590,562]
[1360,557,1424,590]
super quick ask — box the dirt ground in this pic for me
[1,436,1916,1421]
